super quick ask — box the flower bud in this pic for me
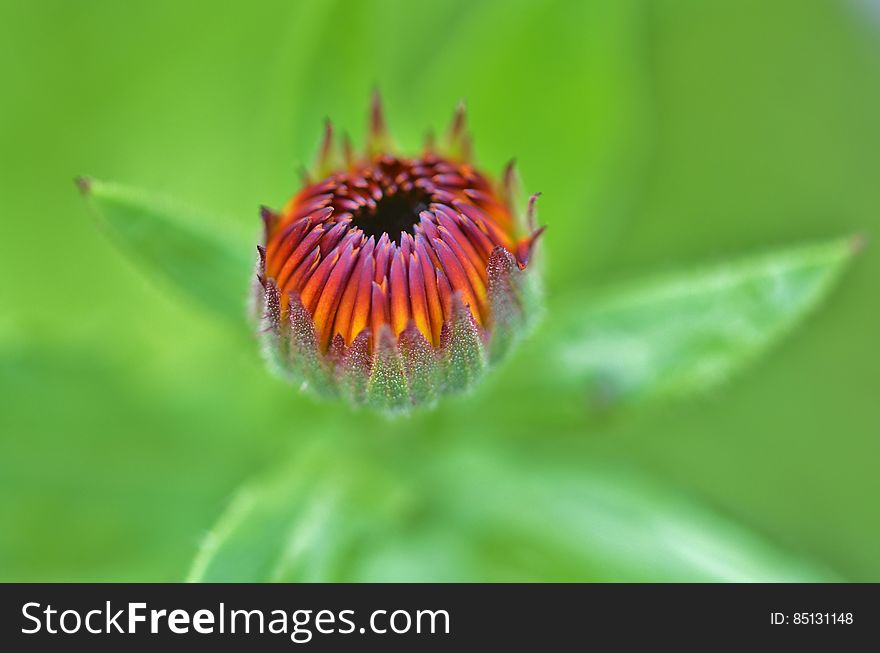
[255,94,543,412]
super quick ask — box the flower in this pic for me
[255,93,543,412]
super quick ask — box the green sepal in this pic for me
[367,326,410,412]
[286,292,336,397]
[440,293,487,394]
[337,330,372,406]
[486,246,527,363]
[398,323,440,408]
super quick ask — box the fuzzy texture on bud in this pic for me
[255,94,543,412]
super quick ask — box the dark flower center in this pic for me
[351,188,430,245]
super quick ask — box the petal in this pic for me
[414,238,444,346]
[282,247,321,303]
[333,237,375,344]
[389,249,410,335]
[430,237,482,326]
[275,223,325,292]
[373,233,392,282]
[438,225,487,317]
[434,204,488,277]
[312,239,361,350]
[369,280,389,350]
[407,252,433,345]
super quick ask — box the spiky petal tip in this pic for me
[255,94,544,412]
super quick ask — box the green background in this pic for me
[1,0,878,581]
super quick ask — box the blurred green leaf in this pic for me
[188,443,438,583]
[534,236,860,409]
[189,440,836,582]
[78,177,252,323]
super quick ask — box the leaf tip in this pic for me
[74,175,92,196]
[849,233,867,255]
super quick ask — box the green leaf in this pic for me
[188,444,438,583]
[188,440,837,582]
[534,236,860,410]
[77,177,252,323]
